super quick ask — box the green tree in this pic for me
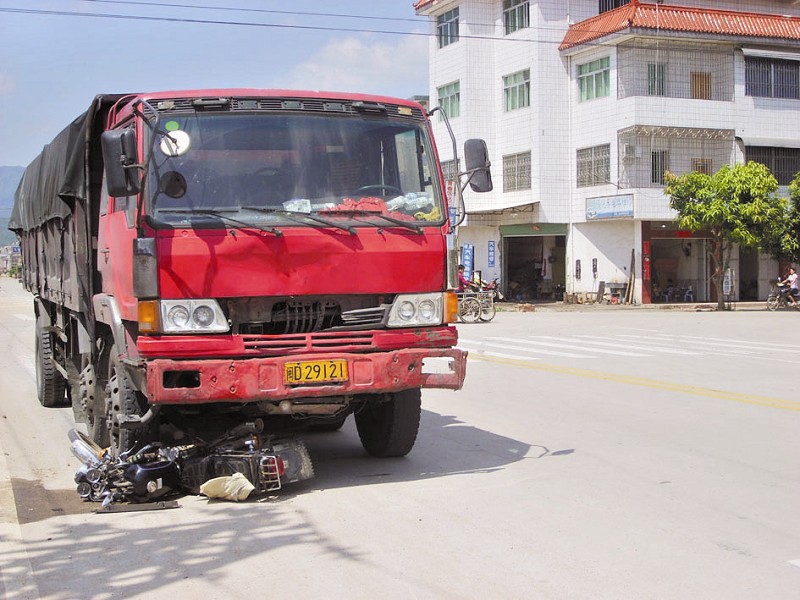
[664,162,785,310]
[760,173,800,263]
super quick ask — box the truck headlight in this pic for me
[387,293,443,327]
[159,299,229,333]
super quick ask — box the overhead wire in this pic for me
[0,4,641,50]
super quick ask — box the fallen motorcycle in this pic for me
[69,420,314,508]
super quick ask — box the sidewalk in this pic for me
[496,300,768,312]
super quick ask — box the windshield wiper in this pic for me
[241,206,356,235]
[153,208,283,237]
[317,209,423,234]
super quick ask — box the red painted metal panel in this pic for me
[155,227,446,298]
[137,326,459,359]
[145,347,468,403]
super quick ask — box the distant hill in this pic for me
[0,218,17,246]
[0,167,23,246]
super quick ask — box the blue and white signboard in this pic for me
[461,244,474,279]
[488,240,496,268]
[586,194,634,220]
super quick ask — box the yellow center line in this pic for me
[469,354,800,412]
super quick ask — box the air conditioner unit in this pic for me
[621,143,637,161]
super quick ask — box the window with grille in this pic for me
[691,158,712,175]
[651,150,669,185]
[746,146,800,185]
[503,0,529,35]
[691,72,711,100]
[648,63,666,96]
[437,81,460,120]
[503,69,530,111]
[437,8,459,48]
[599,0,629,13]
[503,152,531,192]
[440,159,459,183]
[577,144,610,187]
[578,57,610,102]
[745,57,800,99]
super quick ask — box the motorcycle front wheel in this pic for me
[766,294,779,311]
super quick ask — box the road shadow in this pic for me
[301,408,541,491]
[2,409,544,598]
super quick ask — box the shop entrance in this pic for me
[739,247,759,300]
[650,238,707,303]
[503,235,565,301]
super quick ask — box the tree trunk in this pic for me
[708,235,726,310]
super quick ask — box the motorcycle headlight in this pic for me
[159,299,229,333]
[387,293,444,327]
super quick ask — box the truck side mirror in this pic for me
[464,139,493,193]
[101,129,141,197]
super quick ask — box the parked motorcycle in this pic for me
[477,277,505,301]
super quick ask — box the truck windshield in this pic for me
[145,112,444,228]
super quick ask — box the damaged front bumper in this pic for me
[144,347,467,404]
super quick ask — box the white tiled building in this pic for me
[415,0,800,303]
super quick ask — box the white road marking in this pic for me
[788,559,800,569]
[459,340,589,359]
[488,336,649,357]
[544,334,700,355]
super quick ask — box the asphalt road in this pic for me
[0,277,798,599]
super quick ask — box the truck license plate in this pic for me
[284,359,348,384]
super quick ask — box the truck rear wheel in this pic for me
[35,320,68,408]
[354,388,421,457]
[106,345,156,457]
[80,363,110,447]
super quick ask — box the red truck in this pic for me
[10,89,492,464]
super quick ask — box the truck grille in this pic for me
[233,300,389,336]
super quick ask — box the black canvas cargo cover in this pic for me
[9,94,127,233]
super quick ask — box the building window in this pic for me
[578,57,610,102]
[437,81,460,119]
[503,152,531,192]
[745,57,800,99]
[599,0,629,13]
[746,146,800,185]
[503,0,529,35]
[691,72,711,100]
[577,144,610,187]
[440,159,459,183]
[691,158,712,175]
[648,63,666,96]
[437,8,459,49]
[651,150,669,185]
[503,69,530,111]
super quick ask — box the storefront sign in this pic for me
[488,241,496,267]
[586,194,634,220]
[461,244,474,279]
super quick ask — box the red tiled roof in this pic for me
[414,0,434,10]
[560,1,800,51]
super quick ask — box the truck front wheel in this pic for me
[35,319,67,408]
[354,388,421,457]
[105,345,156,457]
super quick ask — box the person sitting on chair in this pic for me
[457,265,479,292]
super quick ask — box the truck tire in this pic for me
[105,345,156,457]
[80,363,110,447]
[35,321,67,408]
[354,388,421,457]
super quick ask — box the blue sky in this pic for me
[0,0,429,167]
